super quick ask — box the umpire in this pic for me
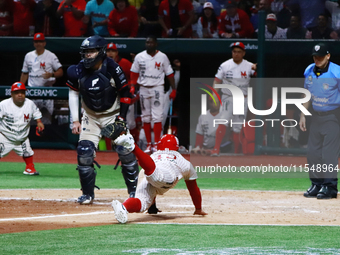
[300,43,340,199]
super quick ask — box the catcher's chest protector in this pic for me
[80,60,118,112]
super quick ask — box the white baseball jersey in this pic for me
[130,50,174,87]
[196,110,223,149]
[0,98,42,142]
[22,49,62,87]
[215,58,255,96]
[135,150,197,211]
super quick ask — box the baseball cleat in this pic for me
[210,148,220,157]
[144,143,153,154]
[77,195,93,204]
[112,200,128,223]
[23,167,39,175]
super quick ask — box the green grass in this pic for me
[1,224,340,254]
[0,162,310,191]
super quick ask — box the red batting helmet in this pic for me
[11,82,27,92]
[157,134,179,151]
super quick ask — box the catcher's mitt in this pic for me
[101,119,127,140]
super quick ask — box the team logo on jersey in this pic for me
[40,62,46,70]
[24,114,30,122]
[323,83,329,90]
[241,71,247,78]
[155,62,161,70]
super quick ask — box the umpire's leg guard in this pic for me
[77,140,97,202]
[118,152,139,197]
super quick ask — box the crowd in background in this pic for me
[1,0,340,39]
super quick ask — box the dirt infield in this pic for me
[1,149,340,234]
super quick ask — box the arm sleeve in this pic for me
[130,55,140,74]
[196,17,203,38]
[69,89,80,122]
[215,65,224,80]
[21,54,28,73]
[185,180,202,210]
[32,102,43,120]
[163,55,174,76]
[195,115,204,135]
[51,53,62,71]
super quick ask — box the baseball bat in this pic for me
[167,99,173,134]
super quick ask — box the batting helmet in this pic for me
[157,134,179,151]
[80,35,107,69]
[11,82,27,92]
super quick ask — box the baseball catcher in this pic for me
[67,35,139,205]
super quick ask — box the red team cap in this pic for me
[33,33,45,41]
[266,13,277,22]
[203,2,214,9]
[158,134,179,151]
[107,43,118,50]
[11,82,27,92]
[230,41,245,50]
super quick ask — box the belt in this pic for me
[314,108,340,116]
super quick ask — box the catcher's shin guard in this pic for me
[77,140,97,198]
[118,152,139,196]
[77,166,96,199]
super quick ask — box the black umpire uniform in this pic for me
[300,43,340,199]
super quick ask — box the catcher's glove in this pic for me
[101,119,127,140]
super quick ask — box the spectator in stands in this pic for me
[306,13,338,39]
[191,0,202,38]
[0,0,13,36]
[250,0,272,30]
[276,3,293,29]
[256,13,287,39]
[196,2,219,38]
[20,33,63,124]
[218,0,254,38]
[158,0,194,38]
[108,0,138,37]
[57,0,87,37]
[138,0,162,38]
[83,0,113,36]
[13,0,36,36]
[208,0,225,17]
[286,15,307,39]
[325,0,340,32]
[286,0,326,30]
[34,0,64,36]
[271,0,284,14]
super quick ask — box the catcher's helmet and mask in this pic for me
[80,35,107,69]
[157,134,179,151]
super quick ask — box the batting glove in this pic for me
[169,89,176,100]
[114,133,135,155]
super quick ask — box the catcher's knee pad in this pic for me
[77,165,96,198]
[118,152,139,195]
[77,140,95,166]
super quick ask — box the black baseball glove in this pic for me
[101,119,127,140]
